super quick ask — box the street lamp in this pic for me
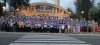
[81,11,85,21]
[17,9,19,18]
[2,6,5,16]
[81,11,84,20]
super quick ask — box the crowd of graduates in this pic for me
[0,15,98,33]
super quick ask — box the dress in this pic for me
[95,26,98,32]
[86,26,89,32]
[59,26,61,33]
[80,26,82,32]
[73,26,75,33]
[75,26,78,33]
[78,25,80,32]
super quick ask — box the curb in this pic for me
[0,32,100,36]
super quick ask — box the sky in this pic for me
[1,0,100,12]
[30,0,100,12]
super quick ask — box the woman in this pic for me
[95,25,98,32]
[5,22,7,32]
[59,25,61,33]
[31,25,34,32]
[80,23,82,32]
[18,21,22,32]
[75,25,78,34]
[78,23,80,32]
[68,24,70,33]
[86,24,89,32]
[61,23,65,33]
[70,25,73,33]
[1,22,5,31]
[73,25,75,33]
[88,24,91,32]
[41,23,44,33]
[34,23,38,32]
[7,22,10,32]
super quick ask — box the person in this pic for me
[10,21,13,32]
[50,24,53,33]
[80,23,82,32]
[78,23,80,32]
[86,24,89,32]
[31,25,34,32]
[1,21,5,31]
[61,23,65,33]
[18,21,22,32]
[56,24,59,33]
[13,21,17,32]
[5,22,7,32]
[41,23,44,33]
[16,21,19,32]
[38,22,41,32]
[0,19,1,31]
[95,24,98,32]
[65,23,67,33]
[73,25,75,33]
[70,25,73,33]
[7,21,10,32]
[68,24,70,33]
[88,24,91,32]
[75,25,78,34]
[47,23,50,33]
[34,23,38,32]
[44,23,47,33]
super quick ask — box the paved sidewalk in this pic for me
[0,32,100,36]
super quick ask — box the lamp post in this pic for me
[17,9,19,18]
[81,11,84,20]
[3,6,5,16]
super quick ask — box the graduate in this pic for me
[78,23,80,32]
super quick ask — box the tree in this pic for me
[98,2,100,8]
[6,0,30,15]
[74,0,81,15]
[67,7,74,14]
[89,6,98,21]
[0,2,3,16]
[70,14,80,19]
[74,0,95,20]
[7,6,14,11]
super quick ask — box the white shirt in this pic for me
[68,25,70,28]
[10,22,13,27]
[38,24,41,27]
[61,25,65,29]
[44,25,47,27]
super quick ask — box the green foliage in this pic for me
[67,7,74,14]
[89,6,100,22]
[70,14,80,19]
[74,0,95,20]
[6,0,30,15]
[7,6,14,11]
[74,0,81,15]
[0,2,3,16]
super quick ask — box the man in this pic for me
[68,23,70,33]
[10,21,14,32]
[38,22,41,32]
[44,23,47,33]
[61,23,65,33]
[65,23,67,33]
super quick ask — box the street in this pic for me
[0,34,100,45]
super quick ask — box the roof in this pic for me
[30,2,69,14]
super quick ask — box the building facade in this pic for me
[18,3,70,18]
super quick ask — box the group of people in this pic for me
[0,15,98,33]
